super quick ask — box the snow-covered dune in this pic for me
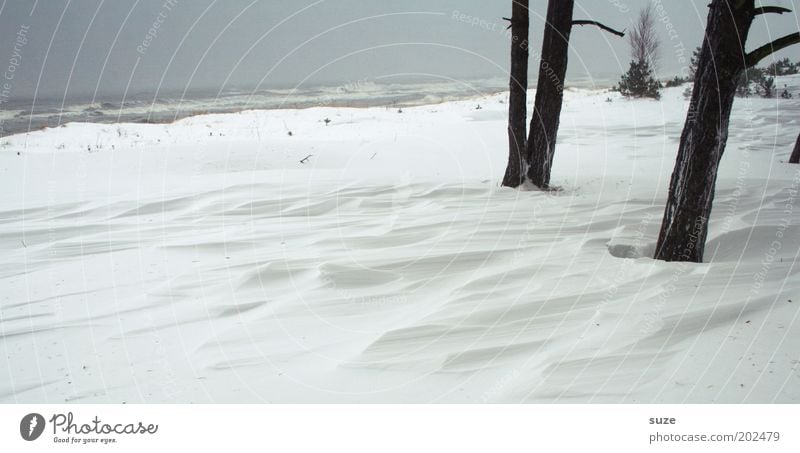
[1,80,799,403]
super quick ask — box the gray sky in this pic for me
[1,0,799,100]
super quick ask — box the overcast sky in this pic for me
[1,0,799,100]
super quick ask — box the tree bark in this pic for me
[526,0,575,189]
[502,0,530,188]
[654,0,756,262]
[791,132,800,164]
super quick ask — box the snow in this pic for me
[1,78,799,403]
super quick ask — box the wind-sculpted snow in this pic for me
[1,80,799,403]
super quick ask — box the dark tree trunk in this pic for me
[526,0,574,189]
[654,0,756,262]
[502,0,530,188]
[790,132,800,163]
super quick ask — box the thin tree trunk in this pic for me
[502,0,530,188]
[526,0,574,189]
[654,0,755,262]
[790,132,800,163]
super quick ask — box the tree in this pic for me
[628,5,660,67]
[619,5,661,99]
[766,57,799,76]
[524,0,575,189]
[618,60,662,99]
[502,0,624,189]
[502,0,530,187]
[654,1,800,262]
[790,133,800,164]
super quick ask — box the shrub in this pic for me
[765,57,798,76]
[688,46,701,81]
[665,76,689,88]
[759,76,775,98]
[735,67,764,97]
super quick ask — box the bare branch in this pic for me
[753,6,792,16]
[503,16,529,30]
[571,20,625,37]
[746,32,800,67]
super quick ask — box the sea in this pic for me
[0,76,613,138]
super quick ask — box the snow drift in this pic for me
[1,80,799,403]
